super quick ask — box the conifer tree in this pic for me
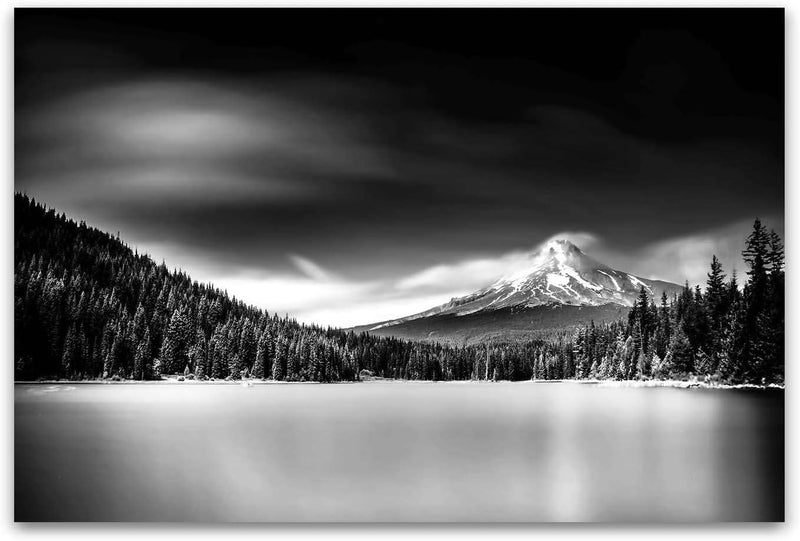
[635,349,648,379]
[210,325,228,379]
[694,348,712,376]
[741,219,773,382]
[133,327,152,380]
[229,353,242,380]
[706,255,727,321]
[286,335,300,381]
[239,319,256,372]
[668,325,693,376]
[191,327,207,379]
[61,323,77,378]
[253,333,267,379]
[650,353,663,379]
[272,333,286,381]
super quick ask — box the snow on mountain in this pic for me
[369,239,682,331]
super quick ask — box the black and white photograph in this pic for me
[10,5,787,525]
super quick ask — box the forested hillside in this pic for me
[14,193,784,384]
[14,192,486,382]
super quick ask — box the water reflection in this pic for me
[15,382,783,522]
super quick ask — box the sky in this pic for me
[15,9,784,327]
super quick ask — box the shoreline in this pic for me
[14,378,784,390]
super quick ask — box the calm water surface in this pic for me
[15,382,783,522]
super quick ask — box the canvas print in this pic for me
[14,8,784,522]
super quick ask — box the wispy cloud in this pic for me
[581,218,784,287]
[395,231,599,294]
[131,221,782,329]
[288,254,335,282]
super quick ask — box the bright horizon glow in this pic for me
[128,220,772,328]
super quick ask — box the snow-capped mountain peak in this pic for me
[367,239,683,331]
[490,239,593,290]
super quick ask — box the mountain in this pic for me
[356,239,684,343]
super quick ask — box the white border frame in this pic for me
[1,2,794,539]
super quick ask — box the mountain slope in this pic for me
[357,239,683,343]
[14,193,389,381]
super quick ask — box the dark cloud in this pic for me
[15,9,784,324]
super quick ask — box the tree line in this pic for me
[14,193,783,384]
[483,218,783,385]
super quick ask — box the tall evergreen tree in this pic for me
[253,333,267,379]
[272,333,287,381]
[668,325,693,376]
[133,327,152,380]
[190,327,207,379]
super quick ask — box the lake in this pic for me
[15,382,784,522]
